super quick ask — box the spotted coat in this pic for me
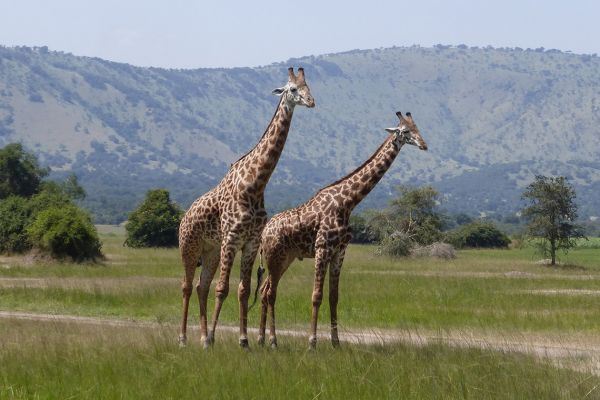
[178,68,315,349]
[258,112,428,349]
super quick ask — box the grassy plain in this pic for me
[2,227,600,335]
[1,227,600,398]
[1,319,599,399]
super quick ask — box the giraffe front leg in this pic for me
[207,235,238,348]
[238,239,260,349]
[329,246,347,348]
[309,247,330,350]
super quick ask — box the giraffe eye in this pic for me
[290,87,297,93]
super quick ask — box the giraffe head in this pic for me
[271,67,315,108]
[385,111,428,150]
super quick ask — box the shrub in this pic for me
[0,196,33,254]
[376,231,412,258]
[446,221,511,249]
[28,182,73,216]
[349,214,380,244]
[27,205,102,261]
[410,242,456,259]
[125,189,183,248]
[369,186,445,247]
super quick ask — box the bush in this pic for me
[27,205,102,261]
[376,231,412,258]
[0,196,33,254]
[349,214,380,244]
[446,221,511,249]
[125,189,183,248]
[410,242,456,259]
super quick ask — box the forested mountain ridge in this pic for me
[1,44,599,223]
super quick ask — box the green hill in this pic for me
[1,44,599,223]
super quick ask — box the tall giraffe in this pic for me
[178,67,315,349]
[257,112,427,349]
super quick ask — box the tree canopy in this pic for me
[0,143,100,261]
[0,143,49,199]
[521,175,586,265]
[124,189,183,248]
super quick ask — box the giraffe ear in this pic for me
[385,127,399,133]
[272,87,285,96]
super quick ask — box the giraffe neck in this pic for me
[334,135,402,210]
[237,97,295,194]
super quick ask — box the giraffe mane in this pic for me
[229,96,285,167]
[314,134,394,195]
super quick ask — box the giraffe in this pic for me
[178,67,315,349]
[257,111,427,349]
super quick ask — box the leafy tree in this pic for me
[445,221,511,249]
[0,143,49,199]
[27,205,102,261]
[0,144,96,261]
[521,175,586,265]
[125,189,183,248]
[61,174,86,200]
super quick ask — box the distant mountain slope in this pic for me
[1,45,599,223]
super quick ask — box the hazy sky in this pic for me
[0,0,597,68]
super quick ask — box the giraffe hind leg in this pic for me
[179,253,198,347]
[196,248,219,349]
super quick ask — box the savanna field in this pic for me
[1,227,600,399]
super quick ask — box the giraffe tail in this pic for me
[249,248,265,311]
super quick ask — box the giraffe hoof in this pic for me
[239,337,249,349]
[308,336,317,351]
[269,337,278,350]
[178,335,187,348]
[202,333,214,350]
[257,335,265,346]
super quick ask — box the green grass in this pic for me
[1,233,600,335]
[1,319,598,400]
[2,231,600,398]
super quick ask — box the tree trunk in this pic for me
[550,239,556,266]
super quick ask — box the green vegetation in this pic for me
[1,319,598,400]
[522,175,587,265]
[1,230,600,333]
[124,189,183,248]
[27,205,102,261]
[446,221,511,249]
[0,144,101,261]
[0,143,48,199]
[348,214,380,244]
[367,186,446,257]
[1,229,600,397]
[0,196,31,253]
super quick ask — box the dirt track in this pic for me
[2,310,600,374]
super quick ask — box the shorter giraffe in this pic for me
[257,111,428,349]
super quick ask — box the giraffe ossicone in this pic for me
[177,67,315,349]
